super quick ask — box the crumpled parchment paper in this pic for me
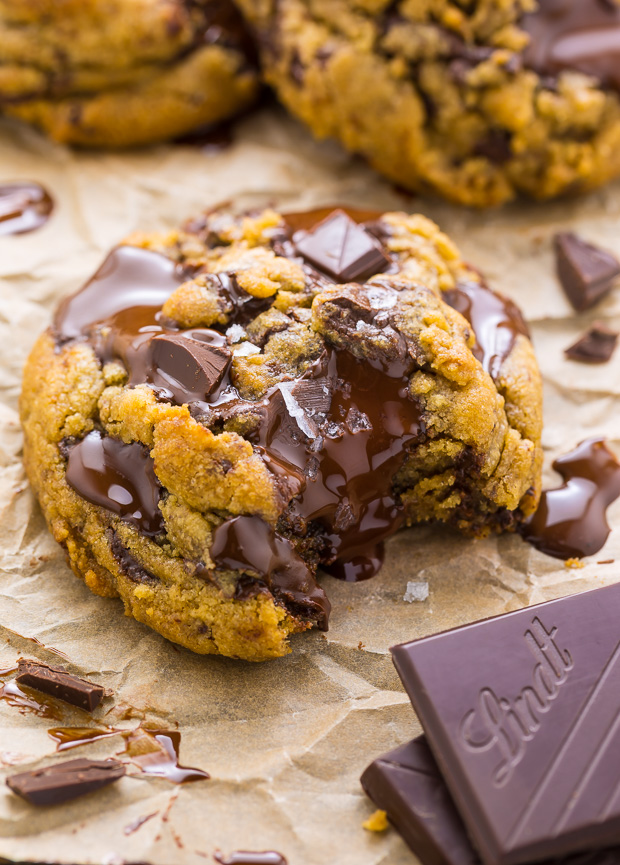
[0,105,619,865]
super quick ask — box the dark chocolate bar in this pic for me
[361,736,620,865]
[16,659,105,711]
[391,583,620,865]
[6,758,125,805]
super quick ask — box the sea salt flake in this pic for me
[403,581,429,603]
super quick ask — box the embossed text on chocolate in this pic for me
[459,617,573,786]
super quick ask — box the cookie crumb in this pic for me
[363,809,389,832]
[564,557,585,569]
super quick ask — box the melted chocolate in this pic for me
[522,0,620,89]
[124,811,159,835]
[48,726,121,752]
[520,438,620,559]
[0,679,61,719]
[54,245,183,344]
[122,728,210,784]
[65,431,164,537]
[210,516,330,625]
[214,853,288,865]
[0,181,53,236]
[258,349,422,580]
[443,280,529,379]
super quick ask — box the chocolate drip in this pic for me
[54,245,183,344]
[0,678,61,719]
[0,181,53,236]
[49,726,121,752]
[255,349,423,581]
[65,431,164,537]
[210,516,330,627]
[122,728,210,783]
[214,853,288,865]
[520,438,620,558]
[443,280,529,379]
[522,0,620,90]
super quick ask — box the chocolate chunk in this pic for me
[522,0,620,91]
[473,130,512,166]
[15,659,105,712]
[520,438,620,559]
[6,758,125,805]
[391,582,620,865]
[362,736,620,865]
[564,323,618,364]
[554,232,620,311]
[151,332,232,400]
[293,209,390,283]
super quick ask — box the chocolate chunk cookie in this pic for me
[235,0,620,206]
[20,206,542,660]
[0,0,258,147]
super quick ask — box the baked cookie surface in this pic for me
[235,0,620,206]
[0,0,258,147]
[21,206,543,660]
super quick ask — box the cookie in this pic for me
[0,0,258,147]
[20,206,543,661]
[235,0,620,206]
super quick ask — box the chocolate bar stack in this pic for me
[361,583,620,865]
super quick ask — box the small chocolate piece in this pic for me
[564,324,618,364]
[151,332,232,401]
[520,438,620,559]
[15,659,105,712]
[0,182,54,236]
[362,736,620,865]
[65,431,164,537]
[522,0,620,91]
[554,232,620,312]
[391,582,620,865]
[293,209,390,283]
[6,758,125,805]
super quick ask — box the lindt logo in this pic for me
[459,617,573,787]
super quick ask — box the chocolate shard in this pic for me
[565,323,618,364]
[6,758,125,805]
[293,209,390,283]
[554,232,620,312]
[151,332,232,400]
[15,659,105,712]
[391,582,620,865]
[362,735,620,865]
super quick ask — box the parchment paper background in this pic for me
[1,105,619,865]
